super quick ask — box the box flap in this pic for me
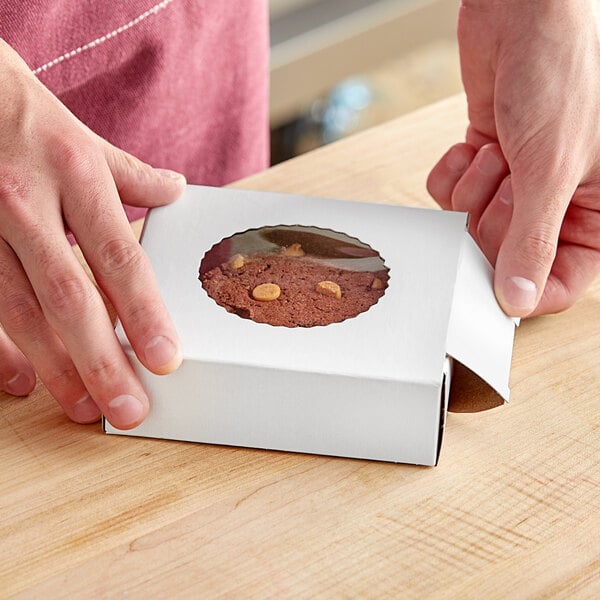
[446,235,516,401]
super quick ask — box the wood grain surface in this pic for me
[1,95,599,599]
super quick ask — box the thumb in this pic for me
[103,142,186,208]
[493,167,577,317]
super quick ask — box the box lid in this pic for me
[119,185,515,397]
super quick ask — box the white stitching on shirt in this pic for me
[32,0,176,75]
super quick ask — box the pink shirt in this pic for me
[1,0,270,220]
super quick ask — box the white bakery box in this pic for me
[105,185,517,466]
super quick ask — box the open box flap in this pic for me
[446,234,517,402]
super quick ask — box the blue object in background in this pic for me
[271,76,375,164]
[321,77,374,143]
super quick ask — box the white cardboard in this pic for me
[446,235,515,400]
[105,185,516,466]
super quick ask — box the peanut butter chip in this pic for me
[281,243,305,257]
[316,280,342,299]
[252,283,281,301]
[371,277,384,290]
[229,254,245,269]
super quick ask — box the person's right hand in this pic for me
[427,0,600,317]
[0,39,185,428]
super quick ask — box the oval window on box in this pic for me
[199,225,389,328]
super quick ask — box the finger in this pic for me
[531,244,600,316]
[476,176,513,265]
[102,142,186,208]
[0,239,100,422]
[426,143,477,209]
[457,7,498,140]
[557,202,600,248]
[27,235,147,428]
[59,143,182,379]
[5,181,149,429]
[451,144,509,241]
[465,124,497,150]
[493,166,578,317]
[530,203,600,314]
[0,325,36,397]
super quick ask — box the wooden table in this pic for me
[2,95,599,599]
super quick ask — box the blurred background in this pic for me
[269,0,461,164]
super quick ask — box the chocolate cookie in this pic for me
[200,247,388,327]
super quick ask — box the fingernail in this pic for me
[503,276,537,310]
[5,372,33,396]
[72,394,101,423]
[144,335,182,374]
[156,168,186,184]
[476,147,503,175]
[446,148,469,173]
[499,178,513,205]
[108,394,145,427]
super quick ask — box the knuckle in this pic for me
[43,364,79,393]
[115,149,142,177]
[81,355,122,389]
[2,292,40,333]
[516,233,557,270]
[52,136,103,185]
[110,150,153,199]
[96,238,146,280]
[0,168,33,218]
[42,274,96,317]
[115,149,148,180]
[121,295,161,333]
